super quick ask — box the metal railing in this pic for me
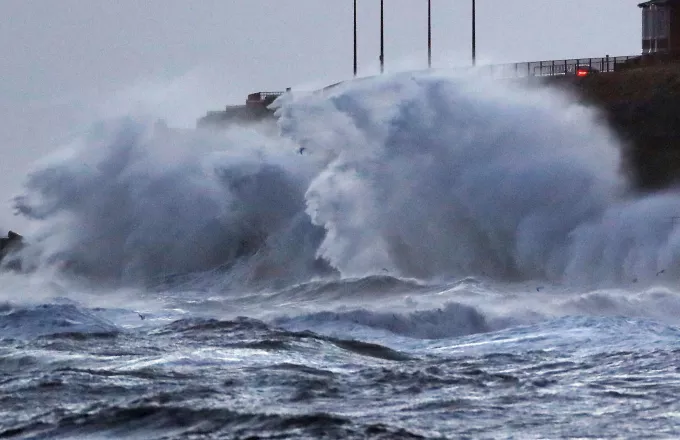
[247,92,285,102]
[240,52,680,107]
[472,51,680,79]
[467,55,639,79]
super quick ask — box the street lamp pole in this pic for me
[428,0,432,68]
[380,0,385,73]
[472,0,476,66]
[354,0,358,76]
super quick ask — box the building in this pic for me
[639,0,680,54]
[196,91,284,129]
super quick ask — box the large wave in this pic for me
[279,73,680,285]
[13,120,328,285]
[12,71,680,287]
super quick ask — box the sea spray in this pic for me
[279,73,630,282]
[14,118,326,285]
[13,71,680,287]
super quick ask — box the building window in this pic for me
[643,7,651,40]
[656,6,669,39]
[642,4,671,53]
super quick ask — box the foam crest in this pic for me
[279,73,679,284]
[275,302,489,340]
[14,119,325,285]
[13,72,680,287]
[0,303,119,339]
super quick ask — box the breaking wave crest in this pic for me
[12,72,680,287]
[275,302,489,340]
[0,303,119,339]
[14,120,328,285]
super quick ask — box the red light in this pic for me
[576,69,589,77]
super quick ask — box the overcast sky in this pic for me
[0,0,644,230]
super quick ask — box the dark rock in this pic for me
[0,230,24,270]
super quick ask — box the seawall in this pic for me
[555,65,680,192]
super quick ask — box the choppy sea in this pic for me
[3,72,680,439]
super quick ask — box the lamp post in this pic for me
[472,0,476,66]
[380,0,385,73]
[354,0,357,76]
[428,0,432,68]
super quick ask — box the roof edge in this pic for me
[639,0,680,8]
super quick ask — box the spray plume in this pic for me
[11,72,680,287]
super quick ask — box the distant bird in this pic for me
[657,269,666,276]
[298,147,306,155]
[536,286,544,292]
[381,268,389,273]
[137,313,145,321]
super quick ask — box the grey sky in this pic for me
[0,0,644,230]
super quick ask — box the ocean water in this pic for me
[3,72,680,439]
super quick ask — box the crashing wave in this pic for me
[8,71,680,287]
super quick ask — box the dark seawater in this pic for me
[3,283,680,440]
[3,72,680,439]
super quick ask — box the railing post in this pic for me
[564,59,567,75]
[551,60,555,76]
[606,54,610,73]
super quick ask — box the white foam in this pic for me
[11,71,680,288]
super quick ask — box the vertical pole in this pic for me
[380,0,385,73]
[472,0,476,66]
[353,0,357,76]
[428,0,432,68]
